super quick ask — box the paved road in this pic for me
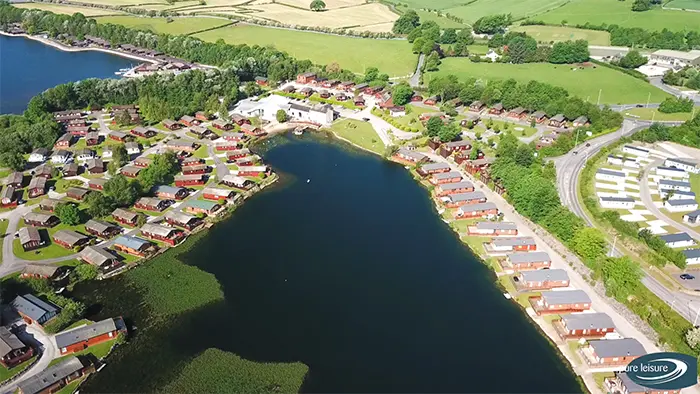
[553,119,700,323]
[409,54,425,88]
[0,323,59,394]
[639,159,700,241]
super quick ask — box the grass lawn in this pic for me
[12,3,126,16]
[666,0,700,10]
[623,107,699,121]
[415,10,467,28]
[63,319,93,331]
[444,0,569,23]
[49,339,116,367]
[93,16,232,35]
[193,145,210,159]
[691,173,700,197]
[328,119,383,154]
[193,24,416,77]
[54,376,85,394]
[535,0,700,32]
[515,291,538,308]
[13,220,87,261]
[467,44,490,55]
[428,58,671,105]
[0,355,36,383]
[0,219,8,263]
[592,372,614,392]
[511,25,610,46]
[567,340,583,364]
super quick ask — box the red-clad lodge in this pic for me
[175,174,206,187]
[234,166,268,177]
[54,317,126,355]
[555,313,615,340]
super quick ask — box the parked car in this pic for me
[362,117,370,122]
[680,274,696,280]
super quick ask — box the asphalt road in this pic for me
[553,119,700,324]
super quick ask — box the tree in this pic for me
[571,227,607,263]
[440,28,457,44]
[658,97,694,113]
[391,83,414,106]
[514,144,534,167]
[71,263,98,282]
[310,0,326,11]
[506,35,537,64]
[618,50,648,69]
[425,117,443,137]
[686,327,700,351]
[84,192,115,218]
[421,39,436,55]
[244,81,262,97]
[437,123,460,142]
[55,203,81,226]
[138,151,178,190]
[276,109,288,123]
[363,67,379,83]
[424,51,441,71]
[104,174,139,207]
[631,0,651,11]
[0,152,25,171]
[108,144,129,175]
[472,14,511,34]
[456,28,474,45]
[549,40,590,64]
[600,256,642,300]
[412,37,426,54]
[392,9,420,34]
[115,110,132,126]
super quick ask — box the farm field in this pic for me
[664,0,700,10]
[415,10,467,28]
[428,58,671,104]
[535,0,700,32]
[511,25,610,45]
[444,0,568,23]
[131,1,202,11]
[391,0,469,8]
[94,16,233,35]
[13,3,126,16]
[194,25,416,76]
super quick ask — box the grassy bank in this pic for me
[623,107,699,122]
[428,58,670,105]
[94,15,232,35]
[511,25,610,45]
[328,119,384,155]
[193,24,416,77]
[13,3,126,16]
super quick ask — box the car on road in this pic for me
[636,104,644,108]
[572,151,578,155]
[681,274,696,280]
[362,117,370,122]
[585,143,590,147]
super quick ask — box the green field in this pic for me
[666,0,700,10]
[623,107,699,121]
[194,25,416,77]
[94,16,233,35]
[428,58,671,104]
[446,0,569,23]
[535,0,700,32]
[328,119,383,154]
[511,25,610,45]
[415,10,466,28]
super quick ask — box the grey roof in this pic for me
[164,210,197,224]
[1,186,14,201]
[659,232,693,244]
[28,177,46,190]
[114,235,150,250]
[683,249,700,259]
[222,132,245,139]
[589,338,645,358]
[666,157,699,167]
[432,171,461,180]
[458,202,497,213]
[175,174,204,181]
[685,210,700,219]
[541,290,591,305]
[66,187,90,198]
[24,212,55,224]
[444,140,472,149]
[476,221,517,230]
[166,140,196,149]
[40,198,63,209]
[0,326,27,357]
[550,114,566,122]
[617,372,647,393]
[202,187,233,198]
[396,148,426,161]
[220,175,250,187]
[51,149,70,158]
[608,155,635,162]
[492,237,536,247]
[600,196,635,203]
[520,269,569,282]
[53,230,88,246]
[447,191,486,203]
[226,148,251,156]
[560,313,614,331]
[89,178,107,188]
[112,208,138,221]
[420,162,450,172]
[532,110,546,118]
[657,165,685,173]
[55,317,118,349]
[153,185,184,195]
[136,197,162,207]
[508,251,551,264]
[624,145,648,153]
[665,198,697,207]
[21,264,59,278]
[19,227,41,245]
[121,165,141,175]
[141,223,175,237]
[109,130,127,139]
[665,190,696,198]
[18,357,85,394]
[85,219,117,234]
[80,246,117,266]
[596,169,625,178]
[659,179,691,187]
[11,294,59,321]
[439,181,474,191]
[573,116,588,124]
[7,172,23,185]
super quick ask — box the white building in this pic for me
[389,107,406,117]
[125,142,140,155]
[287,103,334,125]
[663,199,698,212]
[233,95,291,122]
[660,189,696,200]
[656,166,689,179]
[595,169,626,182]
[659,232,695,248]
[683,249,700,265]
[684,210,700,224]
[658,179,692,192]
[102,146,113,160]
[50,150,71,165]
[607,155,639,168]
[649,49,700,68]
[75,149,96,162]
[600,196,636,209]
[622,145,649,157]
[665,157,700,174]
[28,148,48,163]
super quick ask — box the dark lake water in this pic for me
[77,135,582,393]
[0,35,133,114]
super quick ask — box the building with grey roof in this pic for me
[11,294,59,325]
[17,356,87,394]
[683,248,700,265]
[659,232,694,248]
[541,290,591,306]
[588,338,645,359]
[492,237,536,248]
[55,317,124,351]
[595,169,626,181]
[419,162,450,173]
[18,227,42,251]
[52,230,89,248]
[476,221,517,231]
[396,148,426,162]
[446,191,486,204]
[457,202,497,214]
[439,181,474,191]
[508,251,551,265]
[80,246,118,269]
[520,269,569,283]
[560,313,614,332]
[658,179,692,192]
[432,171,461,181]
[21,264,60,279]
[0,326,31,367]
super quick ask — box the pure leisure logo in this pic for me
[625,352,698,390]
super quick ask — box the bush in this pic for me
[658,97,694,113]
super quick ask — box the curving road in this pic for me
[553,119,700,324]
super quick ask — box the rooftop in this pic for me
[659,232,693,243]
[541,290,591,305]
[508,251,551,264]
[55,317,122,349]
[520,269,569,282]
[560,312,614,330]
[589,338,645,358]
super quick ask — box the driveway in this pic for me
[0,323,58,394]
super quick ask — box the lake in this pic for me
[0,35,133,114]
[76,135,582,393]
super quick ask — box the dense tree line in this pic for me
[488,32,588,64]
[613,50,648,69]
[472,14,511,35]
[392,9,420,34]
[662,67,700,90]
[427,75,623,131]
[658,97,694,113]
[633,119,700,148]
